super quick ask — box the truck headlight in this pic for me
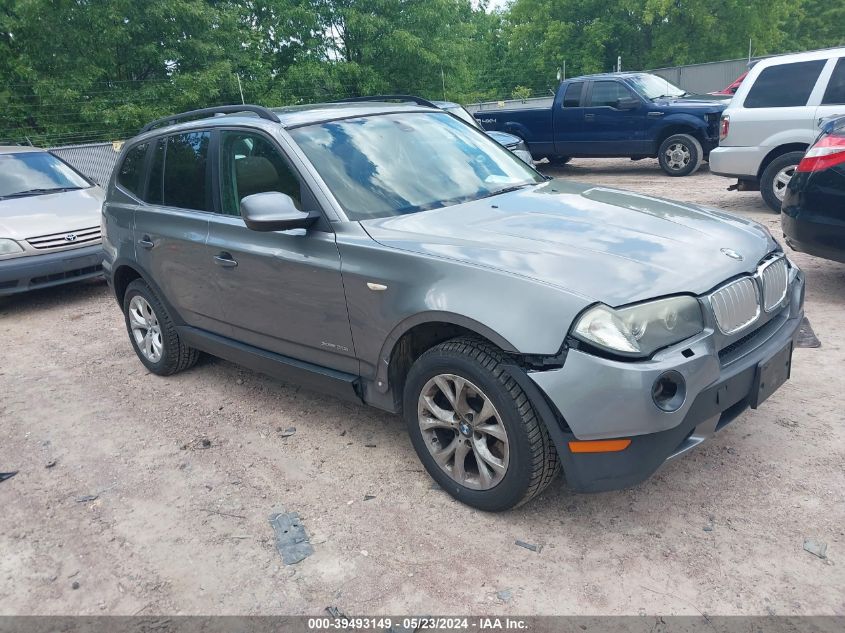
[572,296,704,358]
[0,239,24,257]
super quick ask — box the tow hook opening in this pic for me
[652,370,686,412]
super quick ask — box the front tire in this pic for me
[123,279,199,376]
[658,134,703,176]
[760,151,804,213]
[403,338,559,511]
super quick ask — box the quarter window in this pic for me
[589,81,633,108]
[562,82,584,108]
[822,58,845,105]
[744,60,826,108]
[219,131,303,216]
[116,143,147,197]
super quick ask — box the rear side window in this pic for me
[589,81,633,107]
[162,132,211,211]
[744,60,826,108]
[822,58,845,105]
[116,143,147,197]
[562,82,584,108]
[219,131,303,215]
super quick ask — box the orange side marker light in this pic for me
[568,439,631,453]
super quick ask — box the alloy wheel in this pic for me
[773,164,796,202]
[128,295,163,363]
[664,142,691,171]
[417,373,509,490]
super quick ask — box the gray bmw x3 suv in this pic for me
[102,103,804,511]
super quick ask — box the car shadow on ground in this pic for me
[0,277,110,317]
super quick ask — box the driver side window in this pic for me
[589,81,634,108]
[219,131,303,216]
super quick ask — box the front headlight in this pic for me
[572,296,704,358]
[0,239,24,257]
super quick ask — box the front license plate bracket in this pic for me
[750,342,793,409]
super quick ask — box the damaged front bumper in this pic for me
[519,270,805,493]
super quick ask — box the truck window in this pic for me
[562,82,584,108]
[822,58,845,105]
[589,81,633,108]
[744,60,826,108]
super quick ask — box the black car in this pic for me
[783,116,845,263]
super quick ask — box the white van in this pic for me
[710,47,845,211]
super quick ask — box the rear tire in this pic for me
[546,155,571,166]
[403,337,559,511]
[760,151,804,213]
[123,279,199,376]
[658,133,703,176]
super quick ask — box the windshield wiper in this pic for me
[477,182,537,201]
[0,186,83,200]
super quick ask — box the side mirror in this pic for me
[616,97,640,110]
[240,192,316,232]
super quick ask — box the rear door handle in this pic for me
[138,236,154,249]
[214,252,238,268]
[584,113,595,121]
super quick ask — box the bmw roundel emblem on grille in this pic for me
[64,233,78,242]
[720,247,743,261]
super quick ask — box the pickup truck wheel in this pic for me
[658,134,703,177]
[546,155,571,166]
[760,151,804,213]
[403,337,559,511]
[123,279,199,376]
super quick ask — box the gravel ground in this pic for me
[1,158,843,616]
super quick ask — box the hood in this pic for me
[362,179,776,307]
[653,97,727,111]
[486,130,522,148]
[0,186,104,240]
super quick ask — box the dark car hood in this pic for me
[653,97,727,111]
[486,130,522,147]
[361,179,775,306]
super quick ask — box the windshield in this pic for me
[445,105,483,130]
[289,112,543,220]
[0,152,90,198]
[627,74,686,100]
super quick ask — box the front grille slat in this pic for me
[761,257,788,312]
[26,226,101,250]
[710,277,760,335]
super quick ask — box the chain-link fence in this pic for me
[49,141,122,187]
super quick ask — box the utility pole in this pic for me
[441,68,447,101]
[236,74,245,105]
[617,56,622,72]
[748,38,752,63]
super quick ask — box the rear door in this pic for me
[551,81,587,156]
[815,57,845,132]
[132,131,226,334]
[580,79,644,154]
[205,128,356,373]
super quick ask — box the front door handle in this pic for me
[584,113,595,121]
[138,236,154,249]
[214,252,238,268]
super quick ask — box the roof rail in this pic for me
[139,105,281,134]
[336,95,439,109]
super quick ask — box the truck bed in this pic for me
[466,96,554,114]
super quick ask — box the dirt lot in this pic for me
[1,158,843,616]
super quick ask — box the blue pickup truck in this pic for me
[473,72,727,176]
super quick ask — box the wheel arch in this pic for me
[110,260,185,326]
[374,312,519,410]
[653,119,707,152]
[756,143,809,180]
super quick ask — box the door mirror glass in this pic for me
[616,97,640,110]
[240,192,316,232]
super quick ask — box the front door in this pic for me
[581,80,644,155]
[205,129,357,373]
